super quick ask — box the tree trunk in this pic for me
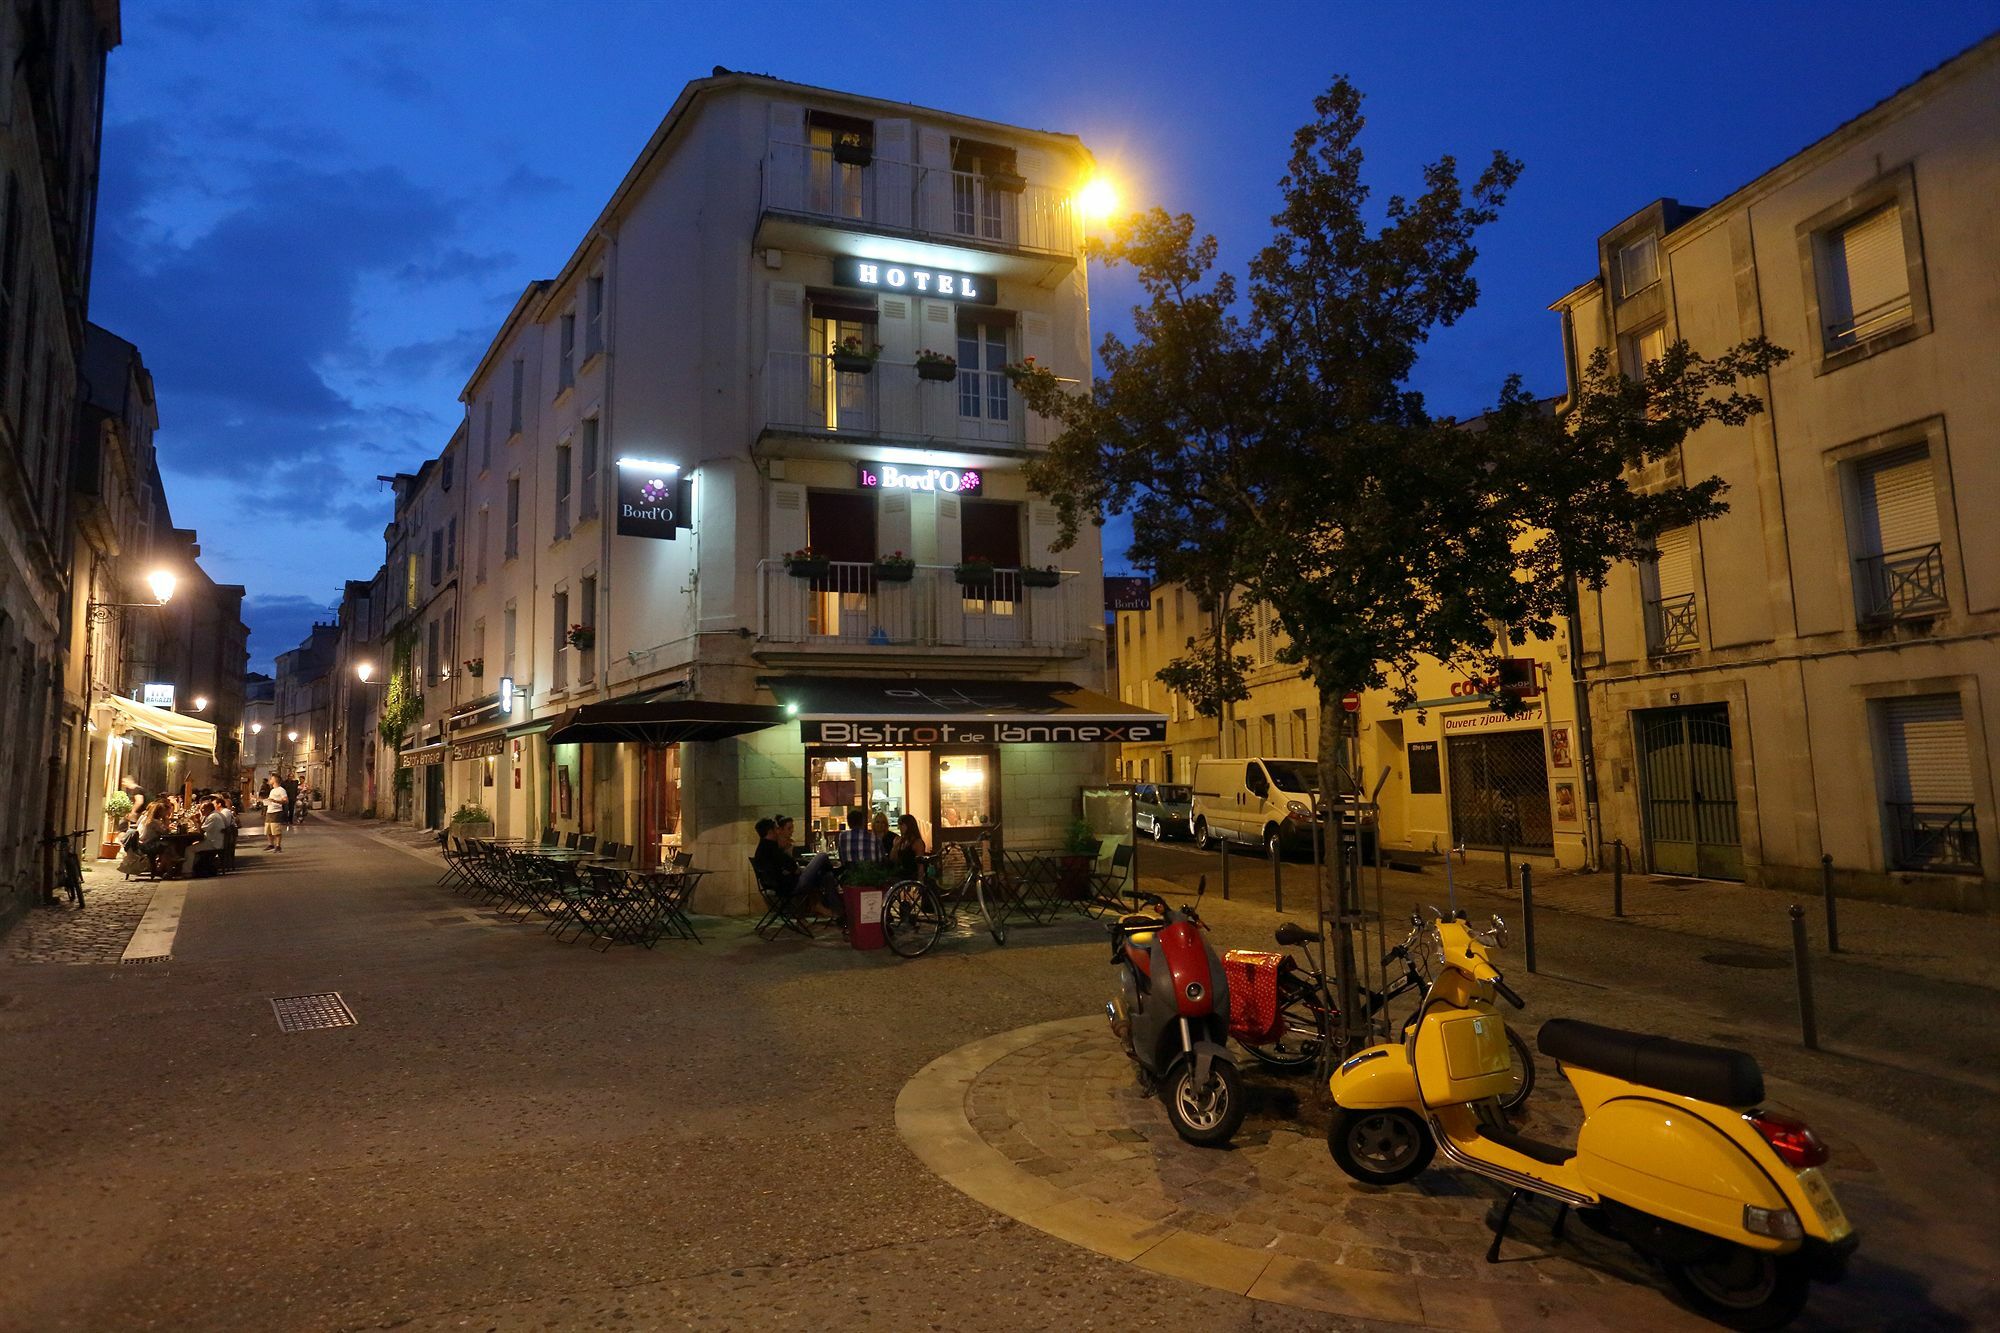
[1316,685,1360,1057]
[1559,553,1600,869]
[1215,590,1232,757]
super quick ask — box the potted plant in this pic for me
[1020,563,1062,589]
[783,546,829,579]
[565,623,596,651]
[954,555,996,588]
[1058,819,1102,899]
[838,859,895,887]
[450,803,495,838]
[463,657,485,678]
[831,132,872,168]
[874,550,916,583]
[985,164,1027,194]
[830,335,880,375]
[915,348,958,383]
[101,791,133,859]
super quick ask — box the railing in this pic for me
[762,350,1028,446]
[1857,542,1946,621]
[1647,592,1700,655]
[757,560,1091,653]
[1888,802,1980,875]
[1827,294,1913,348]
[763,142,1079,259]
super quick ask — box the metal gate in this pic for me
[1446,730,1553,851]
[1635,704,1742,880]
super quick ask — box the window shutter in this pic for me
[768,481,807,558]
[1026,500,1061,571]
[1883,695,1971,804]
[765,102,806,213]
[874,119,913,229]
[1858,447,1938,557]
[935,493,962,565]
[1654,526,1696,600]
[916,127,953,233]
[878,491,912,558]
[1830,207,1910,338]
[1021,312,1056,445]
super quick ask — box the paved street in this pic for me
[2,817,1995,1330]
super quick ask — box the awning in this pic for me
[546,698,790,746]
[766,677,1167,746]
[104,694,217,759]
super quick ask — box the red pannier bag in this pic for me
[1224,949,1285,1045]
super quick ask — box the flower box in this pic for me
[874,561,915,583]
[831,351,875,376]
[565,625,596,651]
[1020,567,1062,589]
[786,557,830,579]
[916,359,957,383]
[985,168,1027,195]
[831,138,872,168]
[954,562,997,588]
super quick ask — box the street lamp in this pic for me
[355,662,375,683]
[190,695,209,712]
[1078,175,1120,224]
[250,722,263,736]
[87,568,178,623]
[286,731,299,743]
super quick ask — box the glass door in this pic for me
[809,302,877,433]
[956,317,1014,443]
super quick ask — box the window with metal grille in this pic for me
[1877,694,1978,874]
[579,417,599,519]
[1852,446,1944,620]
[504,476,521,558]
[558,311,576,392]
[1822,206,1911,349]
[1646,526,1699,654]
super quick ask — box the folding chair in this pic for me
[1087,844,1136,916]
[540,827,559,849]
[750,859,817,940]
[578,834,597,854]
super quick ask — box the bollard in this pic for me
[1612,839,1624,918]
[1220,839,1230,901]
[1789,904,1819,1050]
[1821,853,1840,954]
[1272,839,1284,913]
[1520,864,1537,974]
[1501,834,1513,906]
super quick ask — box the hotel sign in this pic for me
[140,683,175,709]
[614,459,692,540]
[833,257,988,302]
[856,461,982,496]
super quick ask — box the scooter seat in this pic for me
[1538,1018,1765,1107]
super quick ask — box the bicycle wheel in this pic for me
[1239,978,1332,1072]
[973,872,1008,946]
[66,856,84,908]
[1500,1024,1536,1113]
[882,879,945,958]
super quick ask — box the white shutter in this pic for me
[1859,448,1938,557]
[1654,526,1696,600]
[768,481,807,559]
[1026,500,1061,570]
[1883,695,1971,804]
[916,126,953,234]
[918,298,958,438]
[874,119,913,229]
[765,102,806,213]
[878,491,912,559]
[1021,311,1055,446]
[935,493,962,565]
[765,281,806,430]
[1831,207,1910,338]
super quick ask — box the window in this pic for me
[578,575,597,683]
[585,273,605,358]
[806,110,871,218]
[471,620,485,673]
[441,453,454,491]
[1646,526,1699,654]
[1616,233,1659,298]
[480,400,493,470]
[406,553,419,608]
[430,530,443,586]
[1821,205,1911,350]
[554,443,572,539]
[476,507,489,584]
[558,311,576,393]
[509,358,524,434]
[441,610,455,680]
[1852,446,1945,621]
[1620,322,1667,380]
[502,604,517,680]
[426,620,441,685]
[957,317,1011,423]
[579,418,600,519]
[1876,694,1979,874]
[505,476,521,558]
[808,296,877,432]
[446,516,458,573]
[551,590,569,690]
[949,138,1016,243]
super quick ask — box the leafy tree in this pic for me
[377,629,423,750]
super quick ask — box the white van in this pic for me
[1190,757,1376,861]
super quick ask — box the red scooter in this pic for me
[1105,881,1246,1145]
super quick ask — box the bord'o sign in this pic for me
[856,461,982,496]
[833,257,988,302]
[1103,577,1151,612]
[614,459,693,540]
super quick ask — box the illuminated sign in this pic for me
[856,461,982,496]
[1103,577,1151,612]
[833,257,987,302]
[1441,706,1544,735]
[499,676,515,714]
[141,683,175,709]
[614,458,692,540]
[802,719,1167,745]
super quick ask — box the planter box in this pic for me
[874,562,916,583]
[832,141,872,167]
[985,170,1027,195]
[786,559,830,579]
[1020,568,1062,589]
[1057,852,1098,900]
[831,352,876,376]
[451,821,495,842]
[954,566,997,588]
[916,360,957,383]
[566,635,596,652]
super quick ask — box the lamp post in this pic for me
[87,569,178,623]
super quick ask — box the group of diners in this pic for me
[752,807,929,925]
[117,790,242,880]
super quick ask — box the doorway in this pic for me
[423,763,445,831]
[959,499,1023,645]
[1445,730,1552,851]
[1635,704,1742,880]
[805,490,878,639]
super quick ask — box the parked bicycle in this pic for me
[880,827,1009,957]
[1239,909,1535,1113]
[41,828,90,908]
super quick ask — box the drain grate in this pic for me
[121,955,170,964]
[271,992,357,1032]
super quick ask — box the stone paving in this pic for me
[1,861,153,964]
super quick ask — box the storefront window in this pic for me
[938,753,991,830]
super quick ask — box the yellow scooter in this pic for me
[1327,913,1856,1330]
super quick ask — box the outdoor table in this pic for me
[991,849,1064,928]
[156,830,204,878]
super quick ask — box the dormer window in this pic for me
[1616,233,1659,298]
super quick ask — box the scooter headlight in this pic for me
[1184,981,1204,1002]
[1742,1205,1803,1241]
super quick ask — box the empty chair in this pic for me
[540,827,559,849]
[578,834,597,854]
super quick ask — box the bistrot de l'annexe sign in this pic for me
[833,257,989,302]
[614,459,694,540]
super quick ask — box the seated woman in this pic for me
[870,811,894,862]
[893,814,928,879]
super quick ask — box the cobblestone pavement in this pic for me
[1,862,153,964]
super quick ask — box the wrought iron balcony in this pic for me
[1646,592,1700,655]
[1887,802,1980,875]
[1857,543,1947,621]
[760,351,1040,448]
[757,560,1090,655]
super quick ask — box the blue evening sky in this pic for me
[90,1,1996,671]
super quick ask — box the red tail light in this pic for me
[1747,1112,1829,1168]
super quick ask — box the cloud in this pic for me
[340,51,434,102]
[242,592,340,671]
[498,164,568,199]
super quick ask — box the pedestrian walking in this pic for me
[282,774,301,828]
[263,780,289,851]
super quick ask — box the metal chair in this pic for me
[751,859,817,940]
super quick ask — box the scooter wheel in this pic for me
[1327,1107,1434,1185]
[1161,1058,1244,1147]
[1665,1245,1810,1331]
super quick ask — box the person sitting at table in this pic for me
[870,811,894,861]
[759,814,838,920]
[893,814,927,878]
[836,808,879,867]
[193,800,228,878]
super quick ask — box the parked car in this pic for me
[1133,783,1194,841]
[1190,757,1377,862]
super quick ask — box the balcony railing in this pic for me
[1826,294,1913,349]
[762,141,1079,259]
[1888,802,1980,875]
[1857,542,1947,621]
[762,350,1032,447]
[1647,592,1700,655]
[757,560,1091,654]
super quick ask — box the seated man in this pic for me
[835,808,879,867]
[193,800,229,878]
[753,815,839,921]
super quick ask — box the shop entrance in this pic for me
[1446,730,1552,851]
[423,763,445,830]
[1635,704,1742,880]
[639,743,682,868]
[805,747,996,852]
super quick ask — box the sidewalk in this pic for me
[1,861,155,964]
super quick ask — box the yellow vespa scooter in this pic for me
[1327,913,1856,1330]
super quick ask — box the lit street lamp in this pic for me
[87,568,178,623]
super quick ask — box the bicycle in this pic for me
[41,828,91,908]
[881,828,1008,957]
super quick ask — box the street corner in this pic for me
[895,1015,1717,1330]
